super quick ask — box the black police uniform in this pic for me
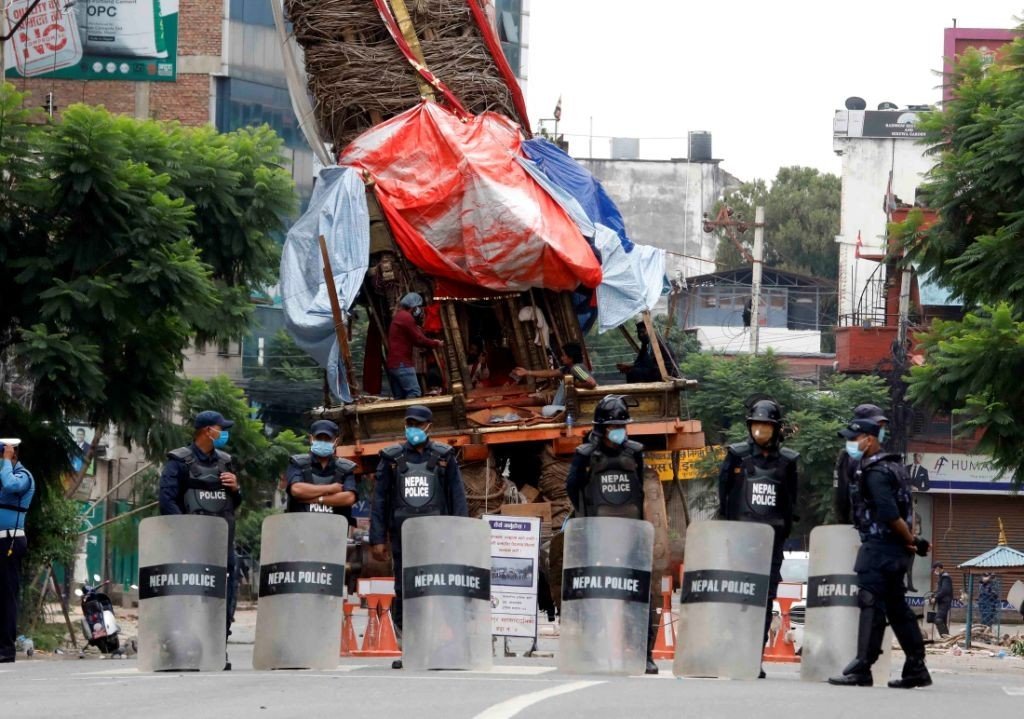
[158,443,241,634]
[934,569,953,636]
[566,433,660,671]
[834,451,929,686]
[718,437,799,649]
[285,453,358,523]
[370,441,468,630]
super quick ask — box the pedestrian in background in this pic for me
[0,438,34,664]
[933,562,953,638]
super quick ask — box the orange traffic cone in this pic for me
[374,594,401,657]
[354,594,381,655]
[340,600,359,656]
[762,582,801,664]
[652,576,675,660]
[351,581,402,658]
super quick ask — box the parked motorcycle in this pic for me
[75,575,121,655]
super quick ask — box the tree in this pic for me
[713,167,841,280]
[897,37,1024,484]
[0,84,296,452]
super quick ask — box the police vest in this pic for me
[286,454,357,519]
[728,441,798,528]
[381,443,452,528]
[849,452,913,542]
[168,447,233,518]
[577,440,645,520]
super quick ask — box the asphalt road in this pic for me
[2,644,1022,719]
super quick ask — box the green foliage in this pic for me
[234,507,281,560]
[679,353,890,533]
[0,83,296,452]
[893,35,1024,484]
[713,167,841,280]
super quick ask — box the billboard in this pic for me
[915,452,1016,494]
[4,0,178,82]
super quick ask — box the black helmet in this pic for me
[746,399,782,425]
[593,395,632,427]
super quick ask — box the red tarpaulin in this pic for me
[339,102,602,293]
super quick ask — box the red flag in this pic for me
[855,230,863,259]
[553,95,562,122]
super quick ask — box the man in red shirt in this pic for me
[387,293,443,399]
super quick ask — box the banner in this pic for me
[4,0,179,82]
[916,452,1015,494]
[484,515,540,639]
[648,447,724,482]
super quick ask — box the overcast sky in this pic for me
[524,1,1018,183]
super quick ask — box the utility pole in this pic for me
[1,0,7,80]
[750,206,765,355]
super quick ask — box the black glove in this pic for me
[913,536,930,557]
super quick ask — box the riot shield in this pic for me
[558,517,654,675]
[137,515,228,672]
[800,525,893,684]
[401,516,492,671]
[673,520,773,680]
[253,513,348,670]
[1008,580,1024,613]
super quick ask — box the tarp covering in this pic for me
[522,138,633,252]
[340,102,602,292]
[280,167,370,403]
[594,229,666,333]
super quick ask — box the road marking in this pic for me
[82,668,142,675]
[329,665,370,672]
[1003,687,1024,696]
[467,666,556,676]
[472,680,604,719]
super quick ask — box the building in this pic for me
[674,267,834,358]
[579,155,741,283]
[495,0,528,93]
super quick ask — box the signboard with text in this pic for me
[648,447,724,482]
[916,452,1015,494]
[4,0,179,82]
[484,515,540,639]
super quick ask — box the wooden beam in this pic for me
[642,310,669,382]
[319,235,359,397]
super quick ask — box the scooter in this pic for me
[75,574,121,655]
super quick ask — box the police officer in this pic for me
[286,420,357,521]
[833,404,888,523]
[158,410,240,670]
[1,438,34,663]
[566,394,659,674]
[828,417,931,689]
[717,398,798,678]
[932,562,953,638]
[370,405,468,668]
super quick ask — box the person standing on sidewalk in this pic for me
[0,438,34,663]
[933,562,954,638]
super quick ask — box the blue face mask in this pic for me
[607,428,627,445]
[311,440,335,457]
[845,440,863,461]
[405,426,428,446]
[213,430,230,449]
[877,427,887,443]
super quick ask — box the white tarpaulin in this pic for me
[280,167,370,403]
[595,230,666,333]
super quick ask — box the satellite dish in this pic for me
[877,101,898,110]
[845,96,867,110]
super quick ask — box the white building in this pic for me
[832,105,933,322]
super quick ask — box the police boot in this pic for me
[645,616,659,675]
[887,657,931,689]
[827,659,873,687]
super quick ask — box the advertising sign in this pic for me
[861,111,925,139]
[4,0,179,82]
[484,515,540,639]
[916,452,1015,494]
[648,446,724,482]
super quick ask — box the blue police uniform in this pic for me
[370,441,468,630]
[1,456,34,662]
[158,442,241,635]
[285,454,358,521]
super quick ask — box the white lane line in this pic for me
[472,680,604,719]
[1003,687,1024,696]
[82,668,141,675]
[467,666,556,676]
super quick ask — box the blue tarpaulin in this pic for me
[522,138,634,252]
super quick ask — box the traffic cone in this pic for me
[355,594,381,655]
[652,575,675,660]
[340,600,359,656]
[374,594,401,656]
[762,582,801,664]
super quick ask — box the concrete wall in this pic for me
[182,341,244,382]
[693,326,821,355]
[577,159,742,283]
[833,118,933,320]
